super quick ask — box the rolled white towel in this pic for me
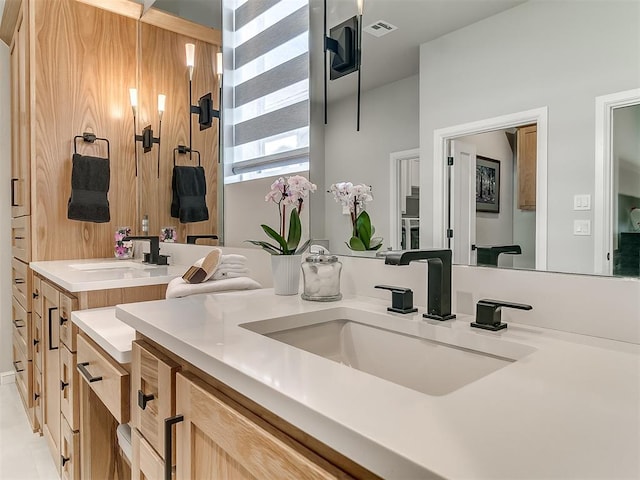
[215,264,250,274]
[212,269,250,281]
[219,254,247,265]
[166,276,262,299]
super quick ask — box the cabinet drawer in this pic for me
[60,345,79,431]
[77,334,129,423]
[33,310,43,372]
[11,257,31,311]
[132,341,180,459]
[12,297,31,360]
[13,331,33,409]
[11,215,31,262]
[132,428,164,480]
[59,293,78,352]
[60,414,80,480]
[34,367,43,434]
[33,275,42,317]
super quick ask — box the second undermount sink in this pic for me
[241,307,536,396]
[69,261,160,271]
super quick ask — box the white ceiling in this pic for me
[316,0,527,101]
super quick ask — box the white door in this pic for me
[450,140,476,265]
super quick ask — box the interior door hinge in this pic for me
[607,252,610,261]
[447,229,454,238]
[447,156,454,166]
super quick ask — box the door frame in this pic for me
[432,106,548,270]
[593,88,640,275]
[389,148,420,250]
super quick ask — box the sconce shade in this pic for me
[158,94,166,113]
[129,88,138,107]
[185,43,195,68]
[327,16,359,80]
[216,52,223,79]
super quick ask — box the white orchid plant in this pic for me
[329,182,383,251]
[247,175,317,255]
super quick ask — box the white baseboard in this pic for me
[1,371,16,385]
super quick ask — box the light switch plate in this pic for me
[573,194,591,211]
[574,219,591,236]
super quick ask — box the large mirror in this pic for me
[134,0,223,244]
[310,0,640,278]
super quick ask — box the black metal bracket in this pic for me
[135,125,161,153]
[191,92,220,131]
[173,146,201,167]
[74,132,110,160]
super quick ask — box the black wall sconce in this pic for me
[324,0,364,130]
[129,88,165,177]
[185,43,221,160]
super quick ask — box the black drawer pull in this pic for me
[59,315,68,326]
[48,307,58,351]
[138,390,155,410]
[11,178,18,206]
[14,236,25,240]
[164,415,184,480]
[61,455,70,467]
[77,362,102,383]
[14,278,25,285]
[33,291,39,299]
[60,380,69,391]
[13,361,24,373]
[34,392,40,401]
[33,338,40,346]
[13,319,25,328]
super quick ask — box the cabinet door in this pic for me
[61,414,80,480]
[175,372,343,480]
[132,428,164,480]
[34,311,43,372]
[12,297,31,360]
[9,4,30,218]
[11,257,31,311]
[59,292,78,352]
[34,367,43,434]
[517,124,537,211]
[13,329,33,410]
[60,345,79,431]
[11,216,31,262]
[33,275,42,317]
[131,341,180,459]
[42,281,61,468]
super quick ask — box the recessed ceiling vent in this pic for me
[364,20,398,38]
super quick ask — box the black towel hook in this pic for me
[173,145,201,167]
[74,132,110,161]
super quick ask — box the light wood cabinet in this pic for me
[59,292,79,352]
[175,372,346,480]
[60,345,80,431]
[11,257,31,311]
[132,428,164,480]
[131,340,180,460]
[34,368,43,433]
[42,281,61,472]
[11,216,31,262]
[13,329,33,411]
[12,296,31,359]
[9,1,30,219]
[517,124,537,211]
[61,414,80,480]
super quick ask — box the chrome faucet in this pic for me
[123,235,169,265]
[384,249,455,321]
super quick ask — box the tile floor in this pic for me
[0,382,58,479]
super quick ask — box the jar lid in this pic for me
[305,253,339,263]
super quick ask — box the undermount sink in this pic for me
[69,261,159,271]
[241,307,535,396]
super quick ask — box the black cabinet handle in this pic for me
[60,380,69,391]
[33,338,40,346]
[13,361,24,373]
[13,319,25,328]
[14,236,25,240]
[48,307,58,351]
[34,392,40,401]
[14,278,25,285]
[32,291,39,299]
[164,414,184,480]
[11,178,18,206]
[59,315,68,326]
[138,390,155,410]
[61,455,70,467]
[77,362,102,383]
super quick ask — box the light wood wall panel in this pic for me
[33,0,138,261]
[138,22,219,243]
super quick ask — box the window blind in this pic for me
[225,0,309,180]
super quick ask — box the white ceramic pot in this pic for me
[271,254,302,295]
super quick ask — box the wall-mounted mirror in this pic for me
[311,0,640,278]
[134,0,222,244]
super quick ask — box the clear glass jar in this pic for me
[301,253,342,301]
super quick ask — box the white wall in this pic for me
[323,74,419,254]
[1,39,12,374]
[419,0,640,275]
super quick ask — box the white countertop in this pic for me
[71,307,134,363]
[30,258,187,292]
[116,290,640,479]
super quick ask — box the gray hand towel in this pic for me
[67,153,110,223]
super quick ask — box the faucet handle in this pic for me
[471,299,533,331]
[374,285,418,314]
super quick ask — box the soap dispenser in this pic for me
[301,246,342,302]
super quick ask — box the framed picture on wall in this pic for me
[476,156,500,213]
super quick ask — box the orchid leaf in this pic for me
[245,240,282,255]
[287,209,301,251]
[348,236,366,251]
[355,211,372,249]
[369,237,383,249]
[294,239,311,255]
[261,224,289,254]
